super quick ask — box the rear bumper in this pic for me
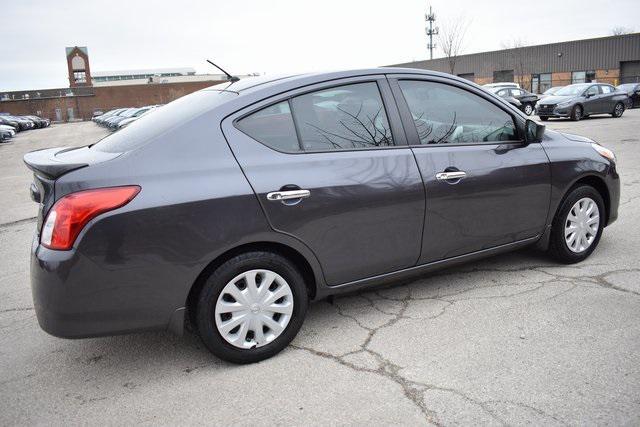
[30,235,181,338]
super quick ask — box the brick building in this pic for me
[390,33,640,93]
[0,46,229,121]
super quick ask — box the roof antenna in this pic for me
[206,60,240,82]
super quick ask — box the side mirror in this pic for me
[525,119,545,143]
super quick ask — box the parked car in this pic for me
[539,86,564,99]
[535,83,628,121]
[4,115,35,130]
[0,124,17,137]
[25,69,619,364]
[490,87,539,115]
[616,83,640,109]
[24,115,50,128]
[0,125,14,142]
[94,108,125,125]
[0,116,20,131]
[107,108,145,129]
[483,82,520,89]
[116,105,160,129]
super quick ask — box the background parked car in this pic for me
[116,105,161,129]
[539,86,564,99]
[491,87,539,115]
[616,83,640,109]
[535,83,628,121]
[2,115,35,131]
[483,82,520,89]
[0,116,20,132]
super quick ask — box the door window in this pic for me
[600,85,613,94]
[398,80,518,145]
[236,82,394,152]
[290,82,394,151]
[585,85,599,96]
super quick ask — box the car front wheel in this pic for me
[548,185,605,264]
[523,103,534,116]
[570,105,582,121]
[196,251,308,364]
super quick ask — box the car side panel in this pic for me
[31,111,325,337]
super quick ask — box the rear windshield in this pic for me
[91,90,236,153]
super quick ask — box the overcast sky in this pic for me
[1,0,639,91]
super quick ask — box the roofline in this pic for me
[390,32,640,66]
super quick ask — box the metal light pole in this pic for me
[425,6,438,60]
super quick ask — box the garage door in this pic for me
[620,61,640,83]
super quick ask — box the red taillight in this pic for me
[41,186,141,250]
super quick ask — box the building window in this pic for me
[73,71,86,84]
[572,70,596,84]
[531,73,552,94]
[493,70,514,83]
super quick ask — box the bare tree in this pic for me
[501,38,528,89]
[438,17,470,75]
[611,26,634,35]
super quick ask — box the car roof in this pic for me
[203,68,478,96]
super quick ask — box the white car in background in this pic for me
[483,82,521,89]
[116,105,161,129]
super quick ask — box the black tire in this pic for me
[611,102,624,118]
[570,105,582,121]
[196,251,308,364]
[548,185,605,264]
[539,117,549,121]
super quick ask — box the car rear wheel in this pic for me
[196,251,308,364]
[612,102,624,118]
[523,103,534,116]
[548,185,604,264]
[570,105,582,121]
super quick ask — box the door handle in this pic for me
[435,171,467,181]
[266,189,311,201]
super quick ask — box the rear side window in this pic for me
[600,85,613,94]
[236,82,394,152]
[291,82,393,150]
[398,80,518,145]
[235,101,301,152]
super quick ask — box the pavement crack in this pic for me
[0,307,34,314]
[0,217,36,229]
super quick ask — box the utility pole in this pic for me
[425,5,438,60]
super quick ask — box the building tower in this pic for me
[66,46,92,87]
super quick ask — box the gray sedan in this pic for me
[536,83,628,121]
[24,69,620,363]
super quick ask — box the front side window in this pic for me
[398,80,518,145]
[586,85,599,96]
[290,82,393,151]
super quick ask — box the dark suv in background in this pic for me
[25,69,619,363]
[536,83,628,120]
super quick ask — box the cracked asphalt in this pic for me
[1,111,640,425]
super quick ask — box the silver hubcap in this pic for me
[524,104,533,115]
[564,197,600,253]
[615,104,623,115]
[215,269,294,349]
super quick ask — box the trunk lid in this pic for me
[23,146,121,232]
